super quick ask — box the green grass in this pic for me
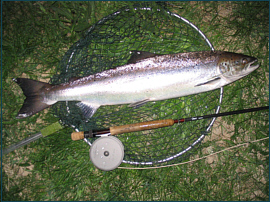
[2,1,269,201]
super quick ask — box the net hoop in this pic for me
[54,3,224,166]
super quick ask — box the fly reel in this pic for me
[89,136,124,171]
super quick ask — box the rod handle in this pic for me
[110,119,175,135]
[71,119,175,140]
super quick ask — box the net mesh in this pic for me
[50,2,221,165]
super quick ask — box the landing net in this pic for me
[50,2,223,166]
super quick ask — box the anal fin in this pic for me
[76,102,100,119]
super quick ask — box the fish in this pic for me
[13,50,260,119]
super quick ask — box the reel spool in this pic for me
[51,2,222,169]
[90,136,124,171]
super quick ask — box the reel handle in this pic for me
[71,119,175,140]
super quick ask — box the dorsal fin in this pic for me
[68,77,82,82]
[127,51,162,64]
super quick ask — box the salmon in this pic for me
[14,50,260,119]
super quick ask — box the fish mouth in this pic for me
[247,59,260,70]
[242,59,260,76]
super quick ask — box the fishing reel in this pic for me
[72,129,125,171]
[88,136,124,171]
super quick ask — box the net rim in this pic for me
[60,4,223,165]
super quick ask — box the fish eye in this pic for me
[242,58,248,65]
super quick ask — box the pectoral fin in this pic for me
[76,102,100,119]
[195,76,221,87]
[128,99,150,108]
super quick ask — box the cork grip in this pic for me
[71,119,175,140]
[110,119,175,135]
[71,131,85,141]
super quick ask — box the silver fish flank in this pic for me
[14,50,260,119]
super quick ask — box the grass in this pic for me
[1,1,269,201]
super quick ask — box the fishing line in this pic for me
[117,137,269,170]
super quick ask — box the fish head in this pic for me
[218,52,260,82]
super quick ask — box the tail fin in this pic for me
[13,78,52,119]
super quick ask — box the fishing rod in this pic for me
[3,106,268,155]
[71,106,269,140]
